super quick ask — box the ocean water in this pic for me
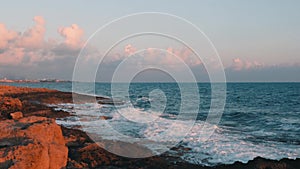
[2,82,300,166]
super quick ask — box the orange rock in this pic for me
[9,111,23,119]
[0,116,68,169]
[0,85,56,96]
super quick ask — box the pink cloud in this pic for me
[0,16,49,66]
[58,24,84,49]
[165,47,201,66]
[124,44,137,56]
[146,48,156,55]
[231,57,263,70]
[0,47,24,65]
[16,16,46,49]
[0,16,86,66]
[232,58,244,70]
[0,24,17,49]
[118,45,202,67]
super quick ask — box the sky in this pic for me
[0,0,300,82]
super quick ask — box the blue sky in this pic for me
[0,0,300,81]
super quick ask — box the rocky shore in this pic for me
[0,85,299,169]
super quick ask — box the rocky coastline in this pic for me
[0,85,299,169]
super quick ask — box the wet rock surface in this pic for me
[0,85,299,169]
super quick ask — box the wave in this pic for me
[54,103,300,166]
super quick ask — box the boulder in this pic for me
[0,116,68,169]
[9,111,23,119]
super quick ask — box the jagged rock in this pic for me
[0,116,68,169]
[9,111,23,119]
[0,97,22,118]
[74,143,118,168]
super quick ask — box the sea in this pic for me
[2,82,300,166]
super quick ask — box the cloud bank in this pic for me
[0,16,84,67]
[0,16,299,82]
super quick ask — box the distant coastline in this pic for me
[0,78,71,83]
[2,78,300,84]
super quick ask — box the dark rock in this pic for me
[0,97,22,118]
[98,99,125,105]
[99,116,113,120]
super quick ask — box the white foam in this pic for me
[115,106,162,123]
[53,103,300,166]
[181,125,300,166]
